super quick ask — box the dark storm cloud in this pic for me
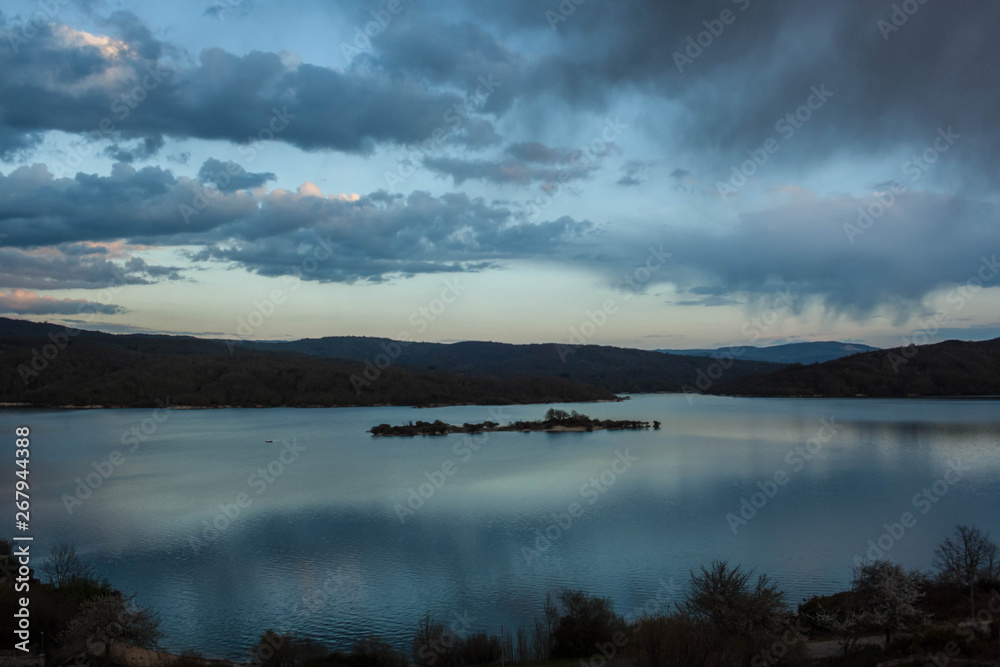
[505,142,578,165]
[372,2,1000,185]
[422,154,594,186]
[0,126,43,161]
[369,17,525,115]
[0,243,182,290]
[0,162,594,284]
[203,1,256,21]
[421,140,610,186]
[449,118,504,148]
[8,160,994,315]
[197,158,275,192]
[0,16,496,157]
[617,160,652,187]
[7,3,995,183]
[99,10,162,59]
[0,162,260,247]
[187,190,595,283]
[102,134,164,163]
[617,189,1000,318]
[667,167,696,193]
[1,2,997,319]
[364,1,1000,312]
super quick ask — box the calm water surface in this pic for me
[3,395,999,658]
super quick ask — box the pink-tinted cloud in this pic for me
[0,290,124,315]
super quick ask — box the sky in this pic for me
[0,0,998,349]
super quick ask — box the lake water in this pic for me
[4,395,1000,659]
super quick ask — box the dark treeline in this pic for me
[5,318,999,406]
[0,317,781,407]
[6,526,999,667]
[0,336,615,408]
[247,525,1000,667]
[711,338,1000,398]
[239,336,784,394]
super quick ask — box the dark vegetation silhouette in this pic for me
[5,319,997,405]
[659,341,880,365]
[0,327,615,408]
[237,335,784,394]
[369,410,654,436]
[712,338,1000,397]
[0,541,160,665]
[5,527,999,666]
[0,317,779,406]
[802,561,924,656]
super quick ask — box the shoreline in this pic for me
[707,393,1000,400]
[0,397,630,410]
[4,394,1000,411]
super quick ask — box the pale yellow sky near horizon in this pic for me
[28,257,1000,350]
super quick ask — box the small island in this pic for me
[369,409,660,437]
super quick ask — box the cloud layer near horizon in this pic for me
[0,162,595,285]
[0,0,997,335]
[0,289,123,315]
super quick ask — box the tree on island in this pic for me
[544,408,571,422]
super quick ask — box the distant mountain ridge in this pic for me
[235,336,783,394]
[0,318,781,407]
[5,318,992,404]
[709,338,1000,397]
[0,319,614,407]
[658,341,880,365]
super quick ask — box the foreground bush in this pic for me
[551,589,625,659]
